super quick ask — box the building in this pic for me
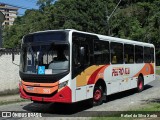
[0,11,5,48]
[0,3,18,26]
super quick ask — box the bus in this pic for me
[16,29,155,106]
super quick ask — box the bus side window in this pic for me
[135,45,143,63]
[124,54,128,63]
[111,42,123,64]
[144,47,151,63]
[82,44,90,65]
[129,56,134,63]
[150,47,154,63]
[94,40,110,65]
[112,56,117,64]
[73,44,80,66]
[73,44,90,66]
[124,44,134,64]
[94,41,102,64]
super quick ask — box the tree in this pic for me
[53,0,109,34]
[2,0,160,52]
[37,0,55,11]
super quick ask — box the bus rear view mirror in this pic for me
[80,47,85,66]
[80,47,85,56]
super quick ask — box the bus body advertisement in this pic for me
[18,29,155,106]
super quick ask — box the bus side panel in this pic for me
[75,86,86,101]
[104,65,131,95]
[70,78,76,103]
[74,65,104,102]
[104,65,120,95]
[104,63,155,95]
[74,63,155,102]
[143,63,155,85]
[125,64,144,89]
[129,63,155,89]
[86,84,94,99]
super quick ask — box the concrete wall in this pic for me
[0,49,20,95]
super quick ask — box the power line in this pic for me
[106,0,122,35]
[107,0,122,21]
[24,0,37,4]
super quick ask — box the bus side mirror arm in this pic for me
[12,52,15,62]
[12,52,19,66]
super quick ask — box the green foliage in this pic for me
[2,0,160,50]
[37,0,55,11]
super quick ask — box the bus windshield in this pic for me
[20,42,69,75]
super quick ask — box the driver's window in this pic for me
[72,34,90,67]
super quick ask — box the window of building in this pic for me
[111,42,123,64]
[135,45,143,63]
[5,9,9,12]
[5,22,9,25]
[124,44,134,63]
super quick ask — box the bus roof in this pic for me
[27,29,154,48]
[68,29,154,48]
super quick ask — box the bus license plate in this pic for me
[26,86,34,91]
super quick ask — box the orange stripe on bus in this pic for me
[149,63,154,74]
[87,65,109,84]
[76,65,103,87]
[133,63,154,77]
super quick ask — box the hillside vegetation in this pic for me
[3,0,160,55]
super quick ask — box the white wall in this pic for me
[0,51,20,95]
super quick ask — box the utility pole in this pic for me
[106,0,122,35]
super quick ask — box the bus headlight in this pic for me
[59,81,68,89]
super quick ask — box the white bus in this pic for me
[17,29,155,106]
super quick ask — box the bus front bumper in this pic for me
[19,83,72,103]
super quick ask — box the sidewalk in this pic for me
[0,94,24,104]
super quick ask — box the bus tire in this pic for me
[92,85,103,106]
[137,75,144,92]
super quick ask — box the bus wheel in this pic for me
[137,76,144,92]
[93,85,103,106]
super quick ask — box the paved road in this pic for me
[0,77,160,119]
